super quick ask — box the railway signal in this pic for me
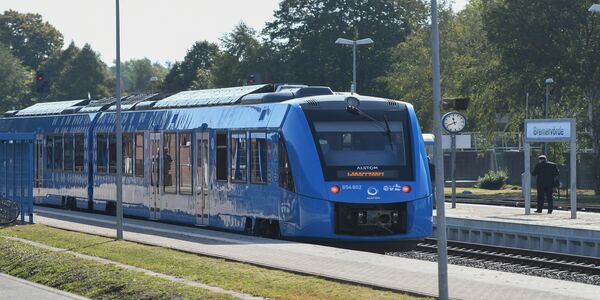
[35,71,49,93]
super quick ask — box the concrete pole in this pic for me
[570,119,577,219]
[451,135,456,209]
[431,0,449,299]
[352,42,357,94]
[115,0,124,240]
[524,142,531,215]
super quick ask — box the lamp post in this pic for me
[335,38,374,93]
[115,0,124,240]
[431,0,449,299]
[544,77,554,155]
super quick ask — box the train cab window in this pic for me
[163,132,177,193]
[96,133,108,174]
[179,132,192,194]
[135,133,144,177]
[123,133,133,176]
[108,134,117,174]
[46,135,53,170]
[74,134,85,172]
[250,132,267,184]
[216,133,228,181]
[278,135,295,192]
[64,134,74,172]
[230,132,248,182]
[53,135,63,171]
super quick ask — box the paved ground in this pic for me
[0,273,87,300]
[441,202,600,230]
[28,206,600,300]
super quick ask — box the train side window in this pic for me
[64,134,74,172]
[250,132,267,184]
[216,133,228,181]
[135,133,144,177]
[230,132,248,182]
[163,132,177,193]
[123,133,133,176]
[53,134,63,171]
[74,134,85,172]
[46,135,53,170]
[179,132,192,194]
[278,135,295,192]
[108,133,117,174]
[97,133,107,174]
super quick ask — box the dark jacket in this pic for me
[532,161,559,188]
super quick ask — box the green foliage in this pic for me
[264,0,427,95]
[212,22,267,87]
[48,44,111,100]
[0,10,63,69]
[0,45,32,111]
[118,58,168,93]
[476,170,508,190]
[164,41,219,92]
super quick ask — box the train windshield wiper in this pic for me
[345,105,394,148]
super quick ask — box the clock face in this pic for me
[442,112,466,133]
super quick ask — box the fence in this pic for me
[0,132,35,225]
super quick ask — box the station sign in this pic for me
[525,118,575,142]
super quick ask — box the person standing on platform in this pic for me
[531,155,559,214]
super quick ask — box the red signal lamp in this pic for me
[36,75,45,81]
[401,185,411,193]
[330,185,340,194]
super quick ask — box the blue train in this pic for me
[0,84,432,250]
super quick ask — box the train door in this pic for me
[34,134,44,196]
[149,133,161,220]
[195,131,210,226]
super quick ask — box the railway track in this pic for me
[417,239,600,278]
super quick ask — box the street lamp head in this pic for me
[545,78,554,85]
[335,38,354,45]
[355,38,374,45]
[589,4,600,12]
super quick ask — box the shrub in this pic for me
[476,170,508,190]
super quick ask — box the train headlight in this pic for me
[330,185,340,194]
[401,185,411,193]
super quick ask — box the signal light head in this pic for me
[401,185,411,193]
[330,185,340,194]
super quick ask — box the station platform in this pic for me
[25,206,600,300]
[0,273,87,300]
[437,203,600,256]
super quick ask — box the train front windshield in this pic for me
[304,107,413,181]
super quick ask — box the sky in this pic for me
[0,0,468,66]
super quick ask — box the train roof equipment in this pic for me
[15,99,88,116]
[4,84,343,117]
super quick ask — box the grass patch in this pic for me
[0,237,234,300]
[0,225,426,300]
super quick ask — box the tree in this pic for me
[382,1,501,133]
[212,23,267,87]
[0,45,32,111]
[49,44,111,100]
[482,0,600,193]
[0,10,63,69]
[119,58,168,93]
[264,0,427,95]
[164,41,219,91]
